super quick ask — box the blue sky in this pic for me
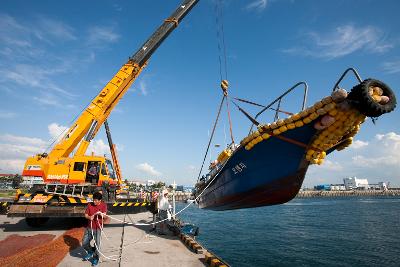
[0,0,399,187]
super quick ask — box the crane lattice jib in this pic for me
[48,0,199,159]
[104,120,122,184]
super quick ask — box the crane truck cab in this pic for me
[22,154,118,189]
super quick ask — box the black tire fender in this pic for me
[347,79,397,117]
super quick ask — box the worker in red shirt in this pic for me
[82,191,108,266]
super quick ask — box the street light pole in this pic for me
[172,180,176,219]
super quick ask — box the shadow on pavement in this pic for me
[0,217,86,232]
[63,234,80,252]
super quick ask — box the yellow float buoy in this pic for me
[295,120,304,127]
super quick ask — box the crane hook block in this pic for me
[221,80,229,94]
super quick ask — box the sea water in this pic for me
[177,197,400,267]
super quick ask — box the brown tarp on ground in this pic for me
[0,227,84,267]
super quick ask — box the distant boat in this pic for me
[195,69,397,211]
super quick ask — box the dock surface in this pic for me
[0,212,205,267]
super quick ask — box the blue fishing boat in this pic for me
[195,68,397,210]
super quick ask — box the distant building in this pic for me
[369,182,388,191]
[314,184,331,191]
[146,180,155,187]
[129,180,146,187]
[343,177,369,190]
[330,184,346,191]
[183,186,194,193]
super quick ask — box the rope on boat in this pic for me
[231,100,260,126]
[196,95,226,183]
[233,97,294,115]
[222,81,235,144]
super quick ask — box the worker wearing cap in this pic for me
[157,189,171,235]
[82,191,108,266]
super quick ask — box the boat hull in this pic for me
[197,123,316,210]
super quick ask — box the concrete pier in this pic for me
[0,212,205,267]
[296,189,400,198]
[61,212,204,267]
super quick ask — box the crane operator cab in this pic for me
[86,161,100,184]
[84,158,117,186]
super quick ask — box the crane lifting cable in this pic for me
[196,0,235,183]
[214,0,235,144]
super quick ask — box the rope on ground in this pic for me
[90,172,222,261]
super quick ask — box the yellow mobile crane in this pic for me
[6,0,199,225]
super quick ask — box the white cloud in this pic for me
[0,13,76,47]
[351,154,399,167]
[0,134,47,173]
[48,123,68,140]
[87,25,120,45]
[382,60,400,74]
[375,132,400,148]
[115,143,124,152]
[309,159,343,173]
[136,162,162,177]
[139,80,148,96]
[0,143,45,159]
[87,139,109,156]
[305,132,400,187]
[245,0,267,12]
[0,134,47,147]
[0,14,116,110]
[188,165,197,171]
[284,25,392,60]
[0,13,77,61]
[2,64,73,96]
[351,140,368,149]
[0,111,17,119]
[0,159,25,174]
[0,14,30,47]
[35,16,76,42]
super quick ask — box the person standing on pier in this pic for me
[157,189,171,235]
[82,191,108,266]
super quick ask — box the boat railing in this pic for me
[331,67,363,92]
[249,81,308,133]
[248,67,363,134]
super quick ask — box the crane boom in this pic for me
[49,0,199,159]
[22,0,200,187]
